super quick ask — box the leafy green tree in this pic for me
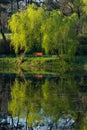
[9,2,87,60]
[9,4,47,54]
[41,11,78,60]
[73,0,87,36]
[41,10,63,55]
[55,0,87,17]
[56,0,87,36]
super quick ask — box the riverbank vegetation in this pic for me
[0,56,87,76]
[0,0,87,72]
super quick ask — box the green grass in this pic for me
[0,56,86,74]
[0,57,16,70]
[0,56,58,74]
[0,56,59,75]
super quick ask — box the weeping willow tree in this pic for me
[9,4,47,54]
[41,11,79,61]
[9,3,80,65]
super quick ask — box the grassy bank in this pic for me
[0,56,87,75]
[0,56,57,74]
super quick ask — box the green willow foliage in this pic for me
[8,79,27,117]
[9,4,47,54]
[41,11,78,59]
[8,75,87,127]
[82,0,87,14]
[9,4,79,60]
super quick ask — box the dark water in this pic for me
[0,72,87,130]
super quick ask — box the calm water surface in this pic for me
[0,72,87,130]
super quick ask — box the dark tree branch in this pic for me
[0,20,6,42]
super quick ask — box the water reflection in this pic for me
[0,73,87,129]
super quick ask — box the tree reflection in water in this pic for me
[0,73,85,130]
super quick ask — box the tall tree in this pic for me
[0,5,7,42]
[9,4,47,54]
[41,10,78,60]
[0,20,6,42]
[16,0,19,9]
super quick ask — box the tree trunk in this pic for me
[0,30,6,42]
[0,20,6,42]
[10,0,13,13]
[16,0,19,9]
[77,7,81,19]
[25,0,28,6]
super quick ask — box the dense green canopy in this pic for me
[9,4,48,53]
[9,4,79,61]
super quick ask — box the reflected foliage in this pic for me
[8,73,87,129]
[9,79,27,118]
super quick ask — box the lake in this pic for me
[0,72,87,130]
